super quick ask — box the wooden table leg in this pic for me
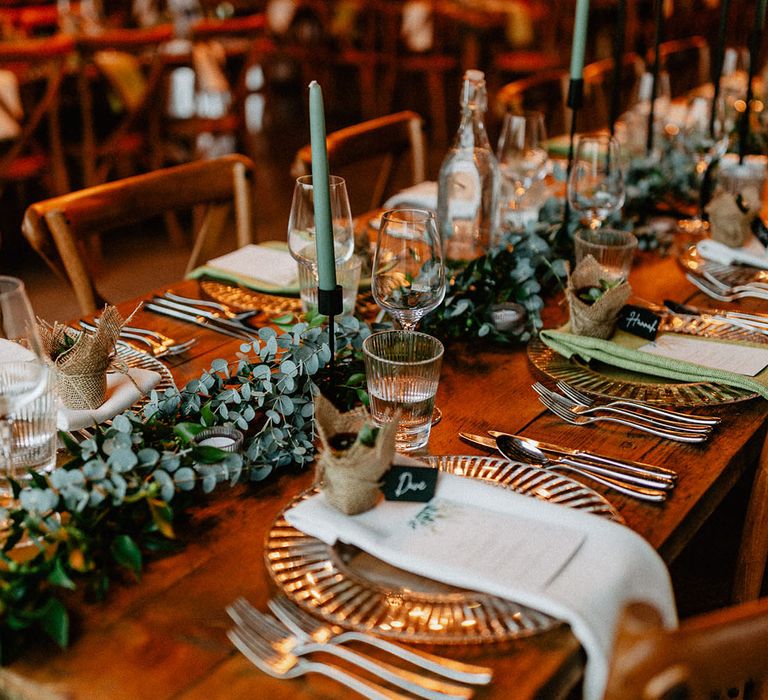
[733,431,768,603]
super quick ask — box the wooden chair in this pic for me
[603,599,768,700]
[74,24,174,187]
[21,154,255,315]
[652,36,711,98]
[0,34,74,208]
[495,69,569,139]
[291,111,426,213]
[583,53,645,130]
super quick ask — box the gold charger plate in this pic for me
[527,311,766,406]
[265,455,621,645]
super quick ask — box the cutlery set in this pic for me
[145,293,258,341]
[227,595,492,699]
[686,270,768,303]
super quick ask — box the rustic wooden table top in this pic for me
[6,249,767,700]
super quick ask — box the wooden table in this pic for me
[4,251,768,700]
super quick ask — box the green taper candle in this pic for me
[569,0,590,79]
[308,80,337,291]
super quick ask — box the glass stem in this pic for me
[0,416,14,485]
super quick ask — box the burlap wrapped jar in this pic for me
[39,306,125,410]
[705,187,760,248]
[566,255,632,339]
[314,394,398,515]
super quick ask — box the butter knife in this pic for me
[461,431,676,484]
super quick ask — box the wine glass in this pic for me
[287,174,355,300]
[678,95,731,235]
[567,134,625,229]
[372,209,445,332]
[0,277,50,498]
[496,111,549,228]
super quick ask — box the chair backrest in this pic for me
[583,52,645,129]
[603,599,768,700]
[75,24,174,186]
[495,69,569,137]
[0,34,74,197]
[22,154,255,315]
[292,111,426,212]
[654,36,710,98]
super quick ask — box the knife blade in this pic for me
[459,432,673,493]
[151,297,255,334]
[144,303,255,341]
[460,431,677,483]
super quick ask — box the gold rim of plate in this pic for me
[264,455,621,645]
[527,335,757,406]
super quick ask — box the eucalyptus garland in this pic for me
[0,314,370,661]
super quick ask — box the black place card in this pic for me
[617,305,661,340]
[381,466,438,502]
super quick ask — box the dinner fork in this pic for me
[227,599,472,700]
[536,390,710,443]
[686,273,768,302]
[227,623,413,700]
[555,381,721,426]
[162,291,259,322]
[532,383,712,435]
[701,269,768,294]
[267,595,492,686]
[79,321,196,358]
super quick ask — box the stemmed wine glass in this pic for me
[372,209,446,331]
[496,111,549,228]
[287,175,355,308]
[0,277,50,499]
[678,95,731,234]
[567,134,625,229]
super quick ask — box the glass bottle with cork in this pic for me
[437,69,501,261]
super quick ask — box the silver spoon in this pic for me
[496,435,668,503]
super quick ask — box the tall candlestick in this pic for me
[569,0,590,79]
[739,0,767,163]
[709,0,730,137]
[646,0,665,154]
[308,81,337,292]
[609,0,627,134]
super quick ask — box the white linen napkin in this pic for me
[697,237,768,269]
[286,471,677,700]
[57,367,161,431]
[204,244,299,288]
[383,181,438,210]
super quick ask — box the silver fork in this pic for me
[536,390,709,443]
[701,269,768,294]
[532,383,712,435]
[555,381,721,426]
[686,273,768,302]
[162,291,259,322]
[79,321,196,357]
[228,598,473,700]
[267,595,492,686]
[227,621,413,700]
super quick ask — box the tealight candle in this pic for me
[193,427,244,453]
[199,436,236,449]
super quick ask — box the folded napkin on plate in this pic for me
[187,244,298,289]
[540,328,768,399]
[286,469,676,700]
[697,237,768,269]
[383,181,438,211]
[57,367,161,431]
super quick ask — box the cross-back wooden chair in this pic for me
[603,599,768,700]
[583,53,645,129]
[21,154,255,316]
[75,24,174,188]
[291,111,426,213]
[653,36,711,98]
[0,34,74,206]
[495,69,569,139]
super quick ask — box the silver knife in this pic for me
[461,431,677,484]
[144,303,255,341]
[150,297,254,334]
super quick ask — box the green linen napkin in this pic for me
[539,328,768,400]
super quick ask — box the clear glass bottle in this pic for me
[437,69,501,260]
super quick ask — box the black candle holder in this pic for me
[318,285,343,373]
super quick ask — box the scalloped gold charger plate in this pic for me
[265,455,620,645]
